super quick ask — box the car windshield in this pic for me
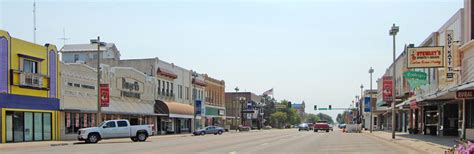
[2,1,464,153]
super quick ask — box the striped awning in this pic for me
[154,100,195,118]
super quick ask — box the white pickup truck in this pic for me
[78,119,153,143]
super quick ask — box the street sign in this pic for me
[456,90,474,99]
[195,100,202,115]
[275,104,286,109]
[241,110,255,113]
[318,108,328,110]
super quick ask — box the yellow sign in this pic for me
[407,47,444,68]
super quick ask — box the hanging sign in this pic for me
[100,84,110,107]
[383,76,393,102]
[446,30,454,82]
[407,47,444,68]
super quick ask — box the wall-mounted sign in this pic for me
[456,90,474,99]
[445,30,454,82]
[118,77,143,99]
[100,84,110,107]
[382,76,393,102]
[403,71,427,80]
[407,47,444,68]
[218,109,225,116]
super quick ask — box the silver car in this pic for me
[193,126,225,135]
[298,123,310,131]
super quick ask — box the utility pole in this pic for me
[96,36,101,125]
[33,0,37,43]
[369,67,374,133]
[389,23,399,139]
[360,84,364,125]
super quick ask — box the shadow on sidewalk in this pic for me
[397,133,457,147]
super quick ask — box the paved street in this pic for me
[1,129,424,154]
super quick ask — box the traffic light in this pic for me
[329,105,332,110]
[314,105,317,110]
[287,101,292,108]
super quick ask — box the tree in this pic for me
[316,113,334,124]
[270,111,287,128]
[305,114,321,123]
[336,113,343,124]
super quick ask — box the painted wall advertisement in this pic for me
[445,30,454,82]
[407,47,444,68]
[382,76,393,102]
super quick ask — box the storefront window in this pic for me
[34,112,43,141]
[5,111,52,142]
[43,113,52,140]
[24,112,33,141]
[13,112,24,142]
[65,112,95,134]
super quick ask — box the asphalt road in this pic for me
[2,128,424,154]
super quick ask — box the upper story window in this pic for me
[23,59,38,74]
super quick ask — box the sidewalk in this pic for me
[362,130,457,153]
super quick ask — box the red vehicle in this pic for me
[313,121,330,132]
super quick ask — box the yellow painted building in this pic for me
[0,30,61,143]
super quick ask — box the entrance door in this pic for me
[444,103,459,136]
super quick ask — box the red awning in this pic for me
[157,68,177,79]
[192,78,207,87]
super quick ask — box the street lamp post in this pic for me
[234,87,239,130]
[360,84,364,125]
[369,67,374,133]
[389,23,399,139]
[355,95,359,124]
[91,36,106,125]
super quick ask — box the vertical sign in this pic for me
[0,38,8,93]
[247,101,253,109]
[91,115,95,127]
[66,112,70,128]
[75,113,80,126]
[382,76,393,102]
[83,113,88,127]
[100,84,110,107]
[446,30,454,82]
[364,97,371,112]
[195,100,202,115]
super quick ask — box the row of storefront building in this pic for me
[0,29,249,143]
[361,0,474,140]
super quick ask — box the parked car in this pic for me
[78,119,153,143]
[313,121,330,132]
[193,126,225,135]
[238,125,251,131]
[338,124,346,129]
[263,125,272,130]
[298,123,310,131]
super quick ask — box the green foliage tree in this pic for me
[316,113,334,124]
[305,114,321,123]
[270,111,287,128]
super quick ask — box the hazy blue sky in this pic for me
[0,0,463,118]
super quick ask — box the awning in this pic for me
[154,100,195,118]
[192,78,207,87]
[449,81,474,92]
[157,68,177,79]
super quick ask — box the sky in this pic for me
[0,0,464,119]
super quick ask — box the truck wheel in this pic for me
[218,131,223,135]
[137,132,147,142]
[131,137,138,142]
[314,130,318,132]
[87,133,100,143]
[326,130,329,132]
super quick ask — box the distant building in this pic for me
[60,42,120,63]
[225,92,262,130]
[291,102,306,117]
